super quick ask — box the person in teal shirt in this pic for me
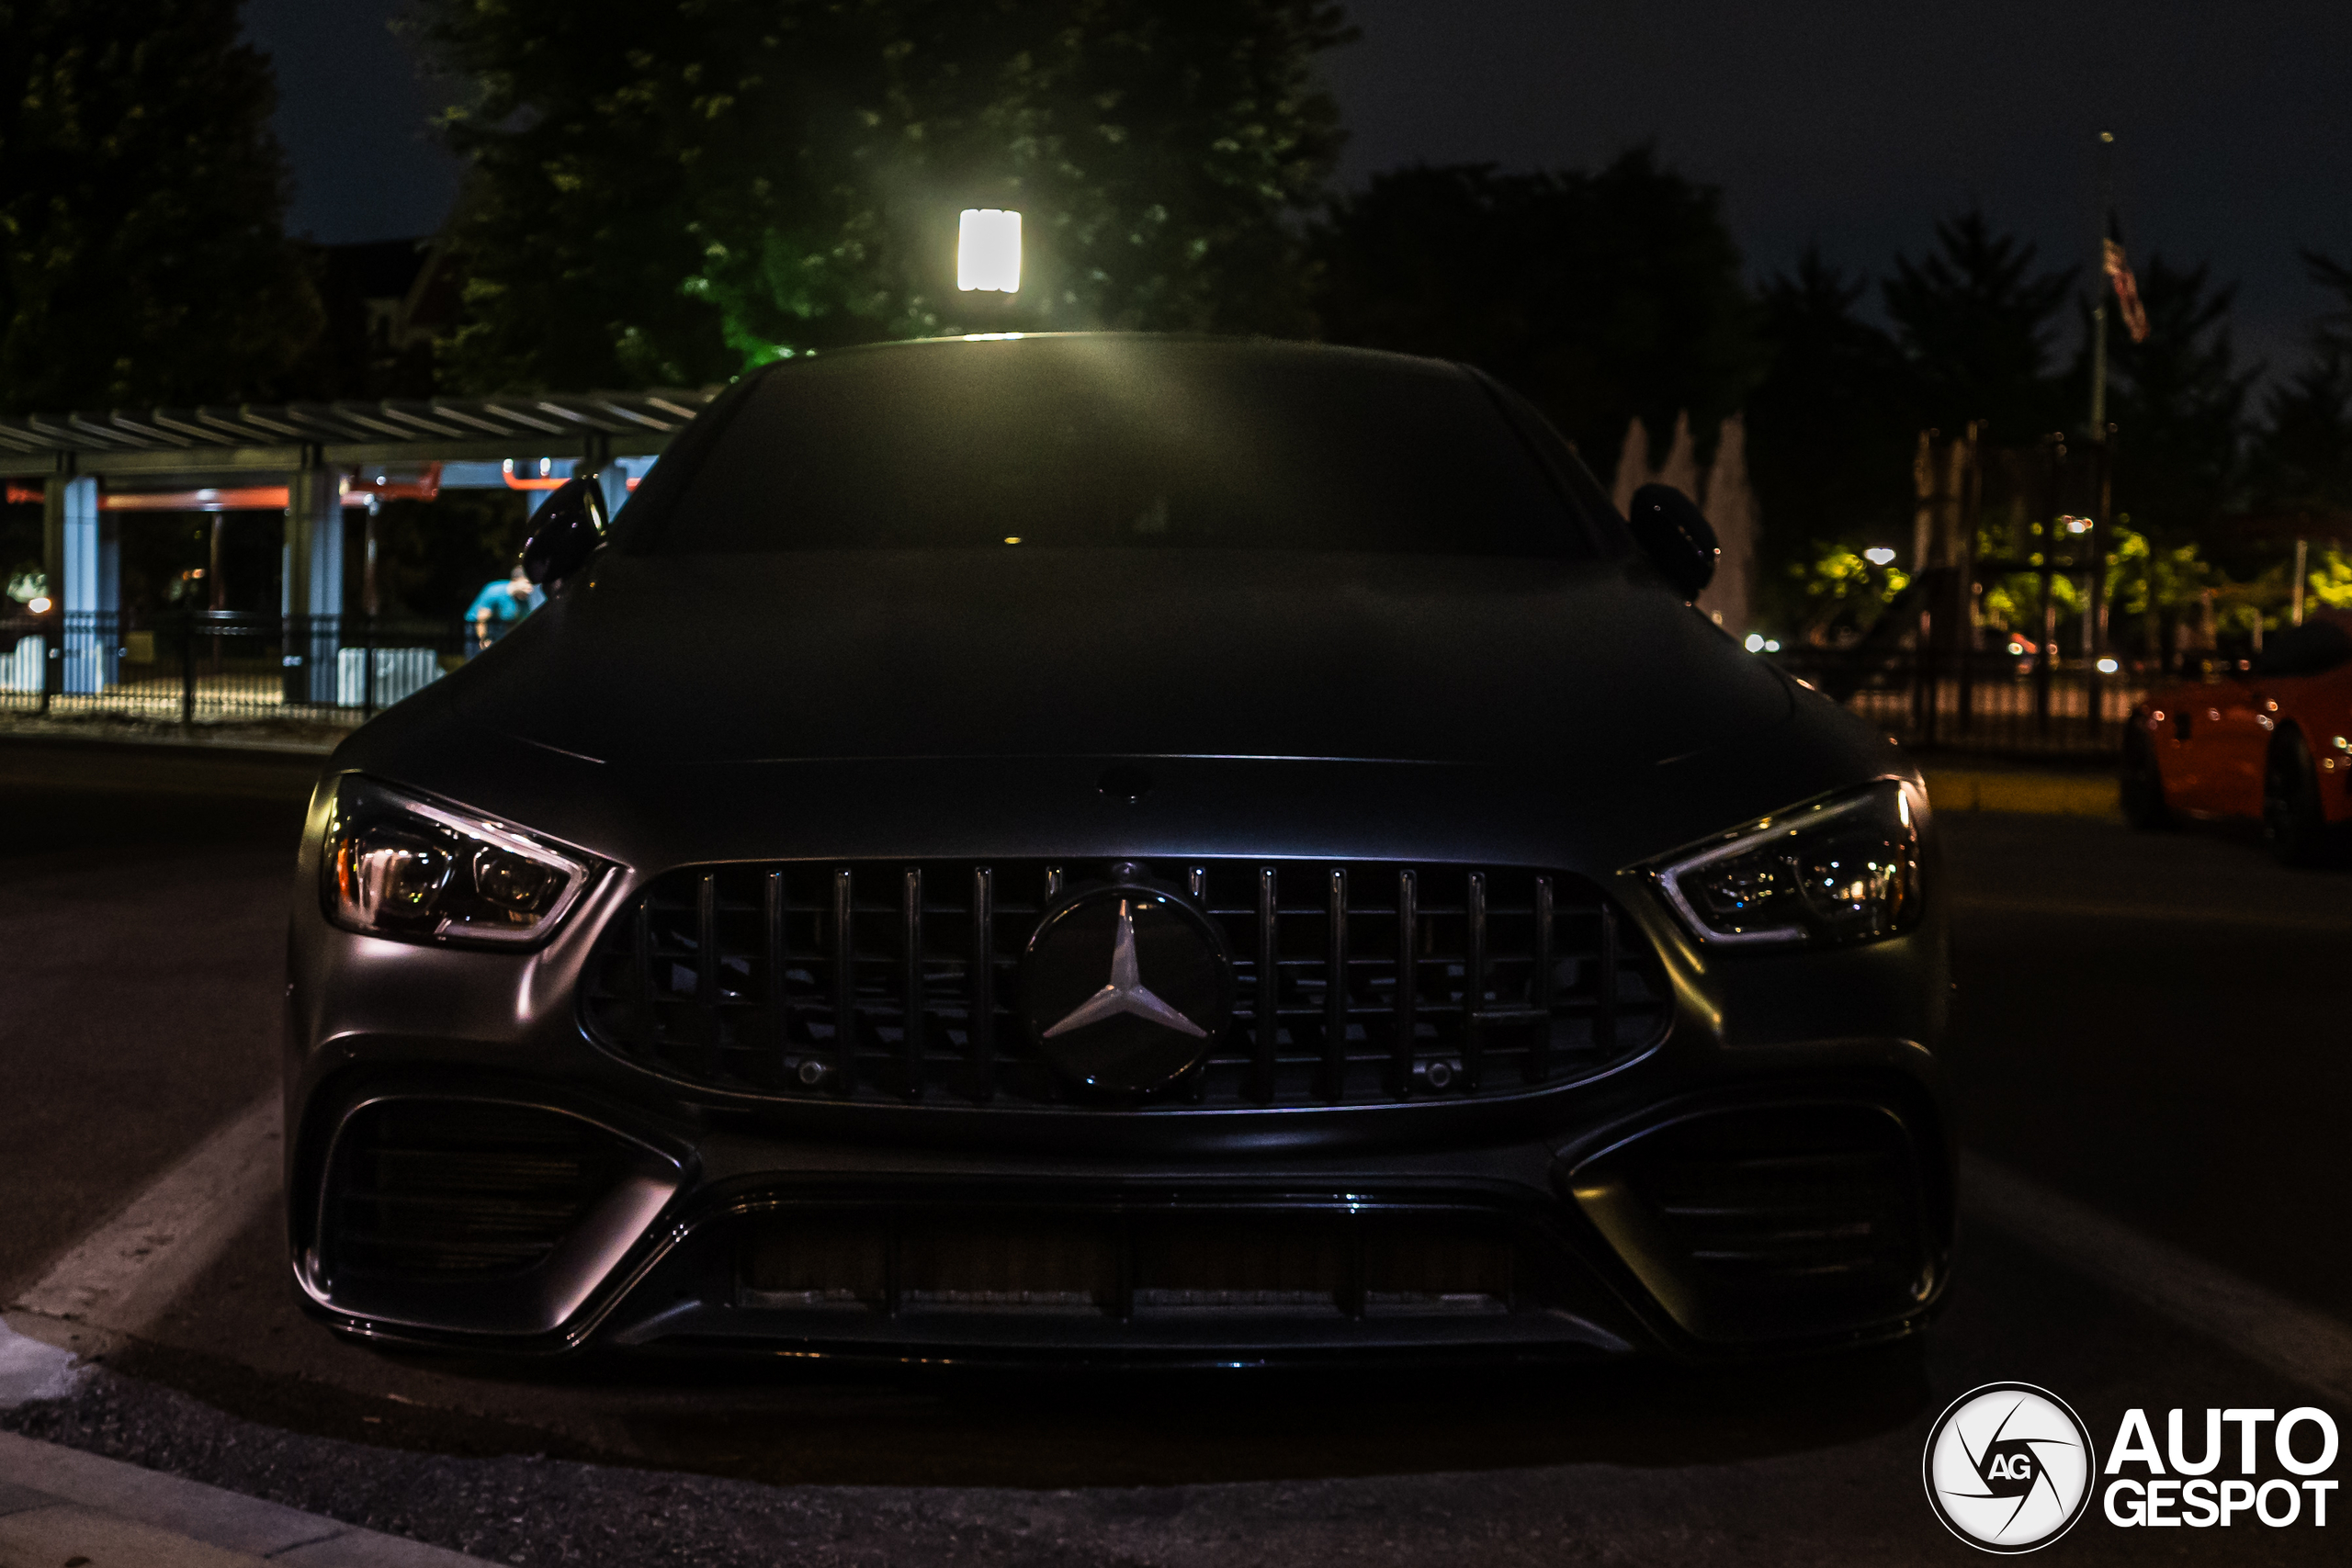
[466,568,544,657]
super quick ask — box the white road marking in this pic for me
[12,1092,280,1337]
[1951,892,2352,934]
[1964,1154,2352,1407]
[0,1321,81,1408]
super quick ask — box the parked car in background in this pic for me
[2123,611,2352,863]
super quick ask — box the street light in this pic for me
[1864,547,1896,567]
[957,209,1021,293]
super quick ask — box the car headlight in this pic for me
[321,775,598,947]
[1648,780,1923,947]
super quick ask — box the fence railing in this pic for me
[1,611,2150,758]
[0,611,491,726]
[1770,649,2146,758]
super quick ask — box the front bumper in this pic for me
[289,1048,1951,1365]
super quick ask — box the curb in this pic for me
[0,1431,496,1567]
[1921,768,2120,819]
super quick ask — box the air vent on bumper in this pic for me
[308,1097,684,1341]
[1566,1101,1942,1345]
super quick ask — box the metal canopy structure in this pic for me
[0,389,720,480]
[3,388,724,711]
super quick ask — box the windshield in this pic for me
[631,335,1606,557]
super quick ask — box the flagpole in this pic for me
[2088,131,2114,435]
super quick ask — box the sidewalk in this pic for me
[1919,765,2120,819]
[0,1431,493,1568]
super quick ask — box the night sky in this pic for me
[243,0,2352,379]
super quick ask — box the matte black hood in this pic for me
[436,548,1791,773]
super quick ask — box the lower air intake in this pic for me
[322,1100,632,1283]
[1575,1101,1940,1344]
[737,1203,1572,1323]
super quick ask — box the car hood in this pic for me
[432,548,1791,772]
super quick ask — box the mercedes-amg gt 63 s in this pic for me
[288,333,1951,1365]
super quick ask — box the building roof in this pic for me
[0,390,721,480]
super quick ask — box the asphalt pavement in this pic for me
[1,739,2346,1564]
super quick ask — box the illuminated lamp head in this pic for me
[957,209,1022,293]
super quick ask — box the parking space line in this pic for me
[12,1092,280,1337]
[1964,1154,2352,1406]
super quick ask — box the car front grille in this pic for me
[581,858,1668,1108]
[322,1100,631,1282]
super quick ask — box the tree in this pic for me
[417,0,1351,392]
[2251,250,2352,514]
[2090,255,2255,540]
[0,0,319,413]
[1883,209,2074,438]
[1742,248,1917,611]
[1309,152,1759,468]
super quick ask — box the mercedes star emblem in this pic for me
[1042,898,1208,1042]
[1020,880,1233,1096]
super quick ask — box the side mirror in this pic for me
[1626,482,1718,603]
[520,476,610,589]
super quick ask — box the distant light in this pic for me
[962,333,1024,343]
[1002,536,1023,546]
[2066,517,2091,535]
[1744,633,1766,652]
[2097,657,2120,673]
[1863,547,1897,567]
[1764,638,1781,652]
[27,595,51,615]
[958,209,1022,292]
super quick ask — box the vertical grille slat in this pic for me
[970,866,996,1103]
[1323,867,1350,1105]
[900,867,924,1100]
[695,873,718,1010]
[1464,871,1487,1091]
[831,868,854,1090]
[586,858,1667,1109]
[1597,903,1620,1052]
[1391,869,1418,1098]
[764,869,788,1066]
[1253,866,1278,1105]
[1531,875,1555,1084]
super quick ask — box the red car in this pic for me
[2123,611,2352,863]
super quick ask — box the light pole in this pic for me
[2088,131,2114,436]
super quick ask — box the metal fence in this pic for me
[0,610,2150,759]
[1770,649,2147,758]
[0,611,484,726]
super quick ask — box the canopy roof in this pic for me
[0,390,719,481]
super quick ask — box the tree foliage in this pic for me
[2251,249,2352,514]
[417,0,1351,392]
[1742,248,1916,606]
[1883,209,2075,438]
[2093,255,2255,540]
[0,0,319,413]
[1308,153,1759,463]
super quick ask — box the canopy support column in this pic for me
[282,452,344,705]
[46,473,110,694]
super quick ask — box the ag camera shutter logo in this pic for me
[1923,1382,2097,1552]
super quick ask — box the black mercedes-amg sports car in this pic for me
[287,333,1951,1364]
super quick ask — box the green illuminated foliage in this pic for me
[417,0,1351,391]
